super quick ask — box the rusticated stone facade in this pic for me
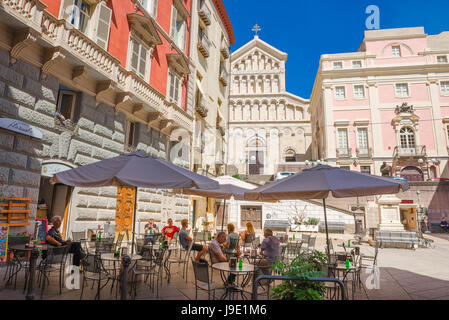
[0,48,190,236]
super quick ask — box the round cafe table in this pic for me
[212,262,255,300]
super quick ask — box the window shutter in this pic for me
[170,6,177,39]
[131,39,139,72]
[60,0,75,22]
[139,46,147,78]
[151,0,158,18]
[94,2,112,50]
[174,76,180,105]
[168,72,175,102]
[180,20,187,51]
[133,123,140,147]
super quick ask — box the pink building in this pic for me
[310,27,449,181]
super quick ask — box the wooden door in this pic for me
[240,206,262,229]
[215,201,229,229]
[248,150,264,174]
[116,186,135,239]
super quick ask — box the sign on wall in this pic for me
[0,117,43,139]
[0,224,9,263]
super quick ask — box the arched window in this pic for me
[400,127,416,148]
[284,149,296,162]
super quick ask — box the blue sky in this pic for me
[223,0,449,99]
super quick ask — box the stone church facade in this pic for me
[227,35,312,176]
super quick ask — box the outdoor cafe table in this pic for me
[6,244,48,290]
[328,262,357,299]
[212,262,255,300]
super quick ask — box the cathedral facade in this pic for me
[227,35,312,176]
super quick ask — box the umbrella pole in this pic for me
[131,187,138,255]
[323,198,331,264]
[221,199,226,232]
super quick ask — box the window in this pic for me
[395,84,409,97]
[59,0,112,50]
[129,38,148,79]
[337,128,349,150]
[139,0,158,18]
[126,121,138,148]
[437,55,448,63]
[57,90,77,121]
[357,128,369,149]
[440,81,449,95]
[333,62,343,69]
[361,166,371,174]
[170,5,187,51]
[167,71,181,105]
[354,85,365,99]
[400,127,416,149]
[335,86,346,99]
[392,46,401,57]
[352,61,362,68]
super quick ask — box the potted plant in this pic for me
[271,251,328,300]
[298,218,319,232]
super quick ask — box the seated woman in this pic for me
[240,222,255,246]
[223,223,241,256]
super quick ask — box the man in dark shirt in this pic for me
[441,217,449,233]
[46,216,86,266]
[179,219,206,262]
[144,218,159,244]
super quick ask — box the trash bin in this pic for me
[355,219,363,234]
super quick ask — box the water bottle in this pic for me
[293,234,295,241]
[238,258,243,270]
[117,248,121,259]
[345,259,350,270]
[348,240,351,247]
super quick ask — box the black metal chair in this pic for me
[37,245,70,298]
[3,235,30,290]
[191,258,222,300]
[80,253,109,300]
[71,231,86,242]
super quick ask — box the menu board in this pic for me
[0,224,9,263]
[35,219,48,244]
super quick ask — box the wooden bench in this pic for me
[429,222,448,233]
[319,221,345,234]
[264,220,289,232]
[375,231,419,250]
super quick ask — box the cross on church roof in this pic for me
[252,24,261,37]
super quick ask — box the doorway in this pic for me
[248,150,264,174]
[400,207,418,232]
[240,205,262,230]
[400,166,423,182]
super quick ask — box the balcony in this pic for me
[198,30,211,58]
[221,39,230,59]
[336,147,352,158]
[198,0,211,25]
[195,96,208,118]
[356,147,372,158]
[394,145,427,158]
[219,67,228,86]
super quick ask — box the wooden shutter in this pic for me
[180,20,187,51]
[168,72,175,102]
[139,46,147,78]
[60,0,75,22]
[170,6,177,39]
[131,39,139,72]
[94,2,112,50]
[174,76,180,105]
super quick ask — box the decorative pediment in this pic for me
[231,36,288,63]
[127,13,162,47]
[395,102,414,115]
[392,103,420,129]
[166,53,190,75]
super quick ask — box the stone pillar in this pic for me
[376,194,404,231]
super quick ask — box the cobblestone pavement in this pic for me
[1,232,448,300]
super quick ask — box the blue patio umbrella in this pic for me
[244,165,409,257]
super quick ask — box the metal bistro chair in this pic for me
[285,241,302,263]
[130,245,156,299]
[80,253,109,300]
[191,258,223,300]
[166,240,193,283]
[307,236,317,252]
[71,231,86,242]
[3,235,30,290]
[37,245,70,298]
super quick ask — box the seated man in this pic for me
[259,228,280,265]
[210,232,236,284]
[179,219,207,262]
[441,217,449,233]
[144,218,159,244]
[161,218,180,241]
[46,216,86,267]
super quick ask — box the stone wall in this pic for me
[0,49,190,235]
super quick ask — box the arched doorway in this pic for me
[247,136,265,174]
[400,166,423,182]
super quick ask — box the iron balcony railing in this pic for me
[394,145,426,158]
[336,147,352,158]
[356,147,372,158]
[198,0,211,25]
[197,29,211,58]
